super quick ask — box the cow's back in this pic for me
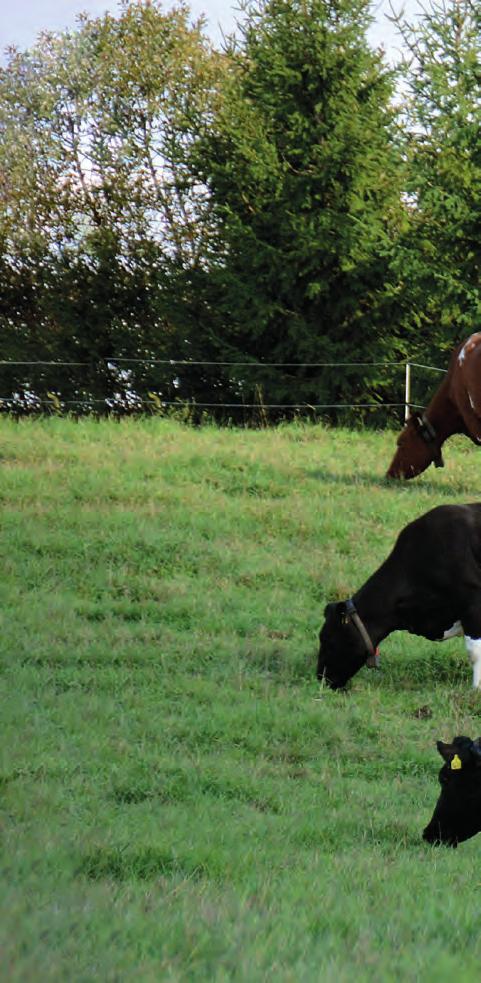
[394,503,481,578]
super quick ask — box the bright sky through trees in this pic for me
[0,0,421,60]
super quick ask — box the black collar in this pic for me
[412,412,445,468]
[343,598,380,668]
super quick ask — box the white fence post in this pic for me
[404,362,411,422]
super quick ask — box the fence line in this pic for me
[407,361,446,374]
[106,358,413,368]
[0,357,446,370]
[0,357,446,418]
[0,398,424,409]
[0,360,91,366]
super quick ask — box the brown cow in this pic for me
[387,332,481,479]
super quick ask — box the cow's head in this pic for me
[423,736,481,847]
[387,413,444,480]
[317,601,371,689]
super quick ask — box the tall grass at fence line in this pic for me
[1,417,481,982]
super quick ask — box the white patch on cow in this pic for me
[442,620,463,640]
[469,391,476,410]
[465,636,481,689]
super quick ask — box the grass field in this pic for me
[2,416,481,981]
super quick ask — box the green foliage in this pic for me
[2,419,481,979]
[3,0,481,415]
[0,1,225,405]
[192,0,405,409]
[392,0,481,359]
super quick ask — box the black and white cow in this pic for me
[423,736,481,847]
[317,503,481,690]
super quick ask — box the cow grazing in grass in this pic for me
[317,503,481,690]
[387,332,481,479]
[423,736,481,847]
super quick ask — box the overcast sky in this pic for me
[0,0,422,61]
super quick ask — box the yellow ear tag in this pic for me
[451,754,462,770]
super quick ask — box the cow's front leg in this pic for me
[465,637,481,688]
[459,607,481,689]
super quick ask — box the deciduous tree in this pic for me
[0,1,224,406]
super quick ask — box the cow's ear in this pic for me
[323,601,344,620]
[436,740,455,762]
[471,739,481,766]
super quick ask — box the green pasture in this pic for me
[2,417,481,981]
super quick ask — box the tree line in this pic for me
[1,0,480,420]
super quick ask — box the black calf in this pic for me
[423,736,481,847]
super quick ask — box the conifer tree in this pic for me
[393,0,481,360]
[194,0,404,413]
